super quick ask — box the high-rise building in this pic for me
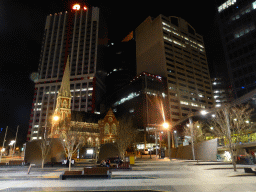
[217,0,256,98]
[135,15,214,124]
[27,4,108,141]
[211,77,234,108]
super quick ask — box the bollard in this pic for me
[27,164,35,174]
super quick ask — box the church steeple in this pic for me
[58,55,71,98]
[51,56,72,138]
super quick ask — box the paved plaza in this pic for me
[0,155,255,191]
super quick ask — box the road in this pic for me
[0,155,255,191]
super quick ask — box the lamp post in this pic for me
[163,122,171,160]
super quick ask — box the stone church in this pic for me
[50,56,118,147]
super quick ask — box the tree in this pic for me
[183,121,204,144]
[210,104,254,171]
[183,121,204,162]
[116,116,138,160]
[39,119,52,169]
[60,121,85,171]
[40,134,51,169]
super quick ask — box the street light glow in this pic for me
[72,4,81,10]
[200,110,208,116]
[53,115,59,121]
[162,122,169,129]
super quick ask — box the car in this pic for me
[139,149,149,155]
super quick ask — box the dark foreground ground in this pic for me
[0,155,255,192]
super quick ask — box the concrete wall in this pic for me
[24,138,65,165]
[170,139,218,161]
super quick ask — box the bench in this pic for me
[244,165,256,174]
[9,160,24,166]
[117,162,131,169]
[60,167,111,180]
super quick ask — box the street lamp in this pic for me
[53,115,59,121]
[9,140,16,158]
[162,122,171,160]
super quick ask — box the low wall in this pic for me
[24,138,65,165]
[170,139,218,161]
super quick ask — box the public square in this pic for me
[0,156,255,192]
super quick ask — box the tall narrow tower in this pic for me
[27,4,108,141]
[51,56,71,138]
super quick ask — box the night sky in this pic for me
[0,0,226,146]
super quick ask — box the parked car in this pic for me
[139,149,149,155]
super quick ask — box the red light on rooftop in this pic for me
[72,4,80,10]
[84,6,87,10]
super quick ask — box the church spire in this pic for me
[58,55,71,98]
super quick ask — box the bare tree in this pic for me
[183,121,204,144]
[210,104,254,171]
[60,121,85,171]
[116,116,138,160]
[40,134,51,169]
[183,121,204,162]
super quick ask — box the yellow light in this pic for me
[162,122,169,129]
[53,115,59,121]
[72,4,80,10]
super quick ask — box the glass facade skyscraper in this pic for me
[217,0,256,98]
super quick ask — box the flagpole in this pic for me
[0,126,8,163]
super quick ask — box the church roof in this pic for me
[58,55,71,98]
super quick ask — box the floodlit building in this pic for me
[217,0,256,98]
[136,15,214,123]
[27,4,108,141]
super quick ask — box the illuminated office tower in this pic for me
[217,0,256,98]
[27,4,108,141]
[136,15,214,123]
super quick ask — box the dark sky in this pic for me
[0,0,226,145]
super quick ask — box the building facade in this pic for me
[110,72,169,147]
[27,4,108,141]
[217,0,256,98]
[136,15,214,124]
[211,77,234,108]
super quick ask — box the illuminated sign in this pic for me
[218,0,236,13]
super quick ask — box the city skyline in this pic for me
[0,0,225,144]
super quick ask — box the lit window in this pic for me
[32,137,37,140]
[253,1,256,9]
[180,101,189,105]
[33,131,38,134]
[218,0,236,12]
[191,103,198,107]
[215,104,221,107]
